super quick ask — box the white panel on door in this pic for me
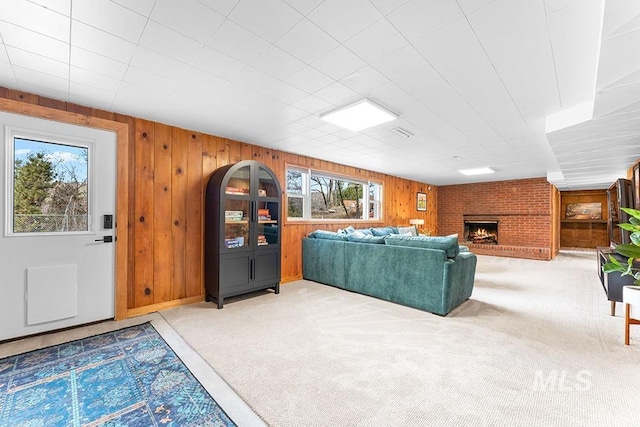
[27,264,78,325]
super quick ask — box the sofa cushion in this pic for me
[384,234,460,258]
[370,226,398,236]
[309,230,348,241]
[346,232,386,244]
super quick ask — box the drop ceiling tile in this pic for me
[276,19,339,63]
[279,105,309,122]
[287,66,334,93]
[282,0,324,15]
[313,82,359,105]
[265,82,308,104]
[70,46,128,80]
[138,21,204,64]
[312,45,367,80]
[344,19,408,64]
[216,81,262,105]
[232,66,281,93]
[387,0,462,43]
[70,67,121,93]
[68,83,116,109]
[371,45,428,81]
[72,0,146,43]
[29,0,70,16]
[369,0,412,16]
[340,66,390,95]
[192,47,245,79]
[207,20,271,63]
[229,0,302,43]
[13,66,68,97]
[308,0,382,42]
[1,0,70,41]
[596,29,640,93]
[111,0,155,16]
[129,46,189,79]
[123,66,175,93]
[151,0,225,43]
[70,20,136,63]
[466,0,545,41]
[197,0,241,16]
[252,46,307,81]
[6,46,68,79]
[0,22,69,62]
[547,0,602,108]
[292,94,332,113]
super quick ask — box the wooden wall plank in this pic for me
[186,131,204,297]
[133,120,155,307]
[152,123,173,303]
[171,128,188,300]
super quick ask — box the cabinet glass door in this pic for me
[258,167,279,198]
[223,164,251,251]
[257,201,278,247]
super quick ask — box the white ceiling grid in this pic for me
[0,0,637,189]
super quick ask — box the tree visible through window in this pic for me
[286,166,382,221]
[12,138,89,233]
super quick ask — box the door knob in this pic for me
[95,236,113,243]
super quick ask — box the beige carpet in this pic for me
[160,250,640,427]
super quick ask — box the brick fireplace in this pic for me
[438,178,556,260]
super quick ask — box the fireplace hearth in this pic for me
[464,220,498,245]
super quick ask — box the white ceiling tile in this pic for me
[457,0,501,15]
[0,22,69,62]
[229,0,302,43]
[466,0,545,41]
[70,46,128,80]
[340,66,390,95]
[13,66,68,97]
[68,83,116,110]
[196,0,241,17]
[0,45,10,63]
[111,0,155,16]
[6,46,68,79]
[344,19,408,63]
[292,94,332,113]
[276,19,339,63]
[371,45,426,81]
[252,46,307,81]
[312,45,367,80]
[72,0,146,43]
[216,81,262,105]
[169,68,223,96]
[544,0,583,15]
[287,66,334,93]
[151,0,225,43]
[231,66,281,93]
[282,0,324,15]
[70,20,136,63]
[279,105,309,121]
[207,20,271,63]
[264,82,308,104]
[313,82,359,105]
[309,1,382,43]
[138,21,204,64]
[547,0,602,108]
[70,66,122,93]
[479,18,561,118]
[129,47,189,79]
[192,47,245,79]
[369,0,412,16]
[2,0,70,41]
[123,67,175,93]
[387,0,462,43]
[29,0,70,16]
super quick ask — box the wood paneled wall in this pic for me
[0,88,437,316]
[559,190,608,248]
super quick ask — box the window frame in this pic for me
[5,126,95,237]
[285,164,383,223]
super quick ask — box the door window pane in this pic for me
[12,138,89,233]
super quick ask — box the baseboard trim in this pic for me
[126,295,205,318]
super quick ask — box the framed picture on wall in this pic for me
[417,192,427,211]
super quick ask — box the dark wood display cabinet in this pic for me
[205,160,281,308]
[607,178,633,246]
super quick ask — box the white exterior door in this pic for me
[0,111,116,341]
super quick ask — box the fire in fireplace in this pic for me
[464,220,498,245]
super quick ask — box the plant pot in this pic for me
[623,285,640,318]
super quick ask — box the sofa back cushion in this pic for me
[309,230,348,241]
[346,232,386,244]
[369,226,398,236]
[397,226,417,236]
[384,234,459,258]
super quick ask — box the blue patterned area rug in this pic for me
[0,322,236,426]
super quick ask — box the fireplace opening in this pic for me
[464,220,498,245]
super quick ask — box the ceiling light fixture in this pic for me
[458,167,495,176]
[320,99,397,132]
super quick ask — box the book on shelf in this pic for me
[225,238,241,248]
[257,235,268,246]
[258,189,267,197]
[225,186,249,195]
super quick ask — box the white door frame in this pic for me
[0,98,130,322]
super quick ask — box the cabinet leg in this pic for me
[611,300,616,316]
[217,297,223,309]
[275,283,280,294]
[625,303,630,345]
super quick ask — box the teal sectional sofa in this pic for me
[302,228,477,316]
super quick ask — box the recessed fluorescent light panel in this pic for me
[320,99,397,132]
[458,167,495,176]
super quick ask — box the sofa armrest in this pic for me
[302,238,347,289]
[442,252,477,313]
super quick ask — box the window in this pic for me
[8,135,90,234]
[286,166,382,221]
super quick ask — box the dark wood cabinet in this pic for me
[597,246,637,315]
[607,178,633,246]
[205,160,281,308]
